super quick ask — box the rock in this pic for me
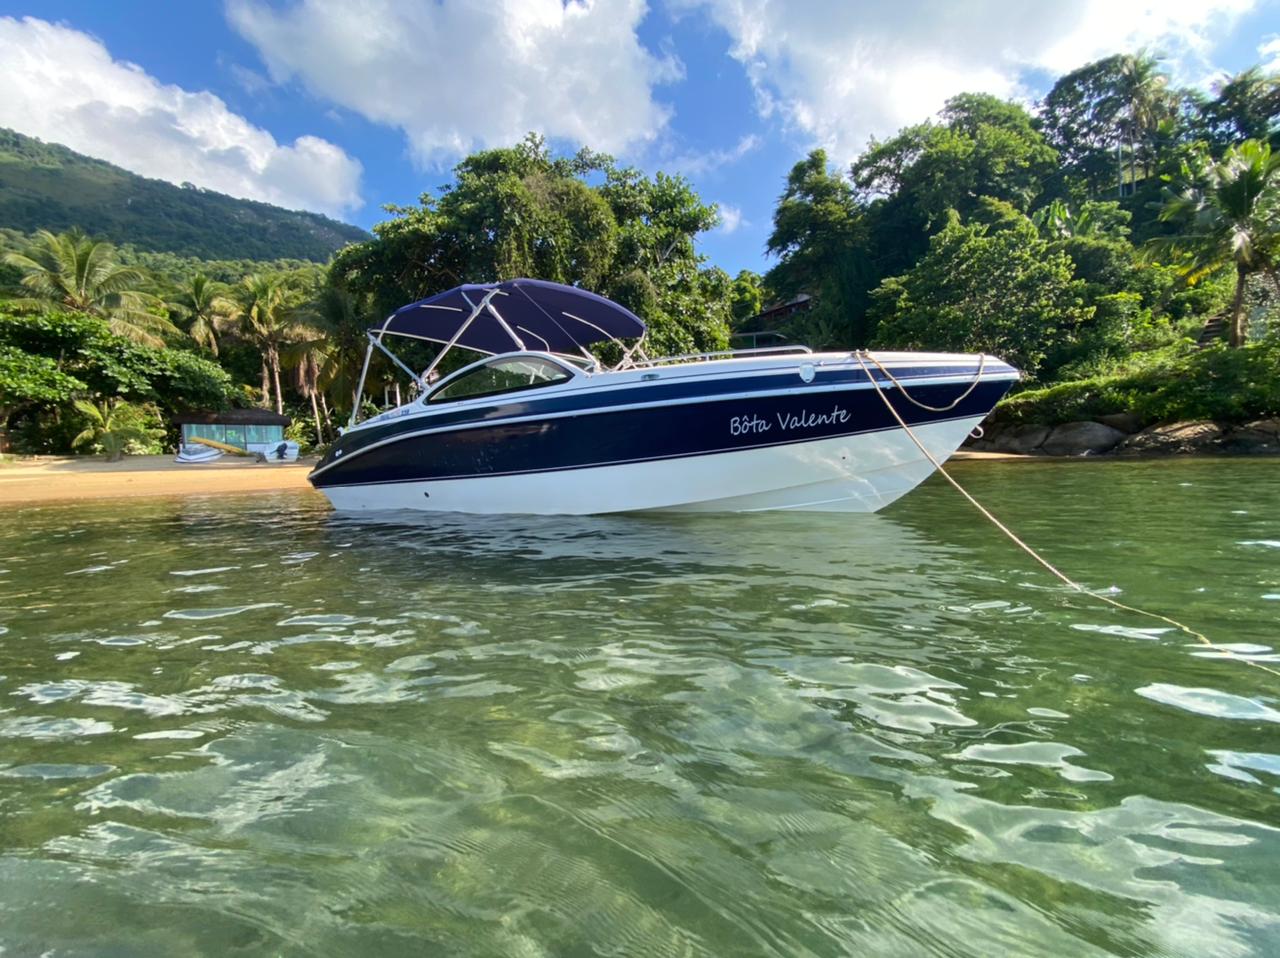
[1040,421,1127,456]
[988,424,1050,454]
[1243,418,1280,438]
[1223,419,1280,454]
[1115,420,1224,455]
[1096,412,1142,434]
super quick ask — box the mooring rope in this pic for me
[865,351,988,412]
[853,350,1280,680]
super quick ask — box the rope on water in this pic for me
[853,350,1280,680]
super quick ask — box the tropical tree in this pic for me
[2,229,176,346]
[1114,52,1175,187]
[169,273,237,354]
[870,212,1094,377]
[766,150,872,344]
[1039,53,1176,197]
[0,345,83,449]
[331,135,731,358]
[1149,139,1280,346]
[728,270,765,324]
[71,399,159,461]
[1201,67,1280,150]
[234,274,304,413]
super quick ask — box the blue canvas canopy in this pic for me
[372,278,647,355]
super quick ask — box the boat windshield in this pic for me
[427,356,573,404]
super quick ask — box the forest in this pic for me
[1,52,1277,457]
[0,128,369,261]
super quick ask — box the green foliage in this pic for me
[166,274,237,354]
[0,128,367,261]
[1038,53,1179,199]
[288,283,370,420]
[284,418,316,455]
[764,96,1059,347]
[1198,68,1280,151]
[996,340,1280,427]
[870,212,1093,376]
[332,134,730,358]
[4,229,178,346]
[71,398,163,461]
[766,150,873,344]
[728,270,764,324]
[854,94,1058,222]
[231,273,313,414]
[0,306,234,416]
[1150,139,1280,345]
[0,344,83,428]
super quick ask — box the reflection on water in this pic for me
[1,458,1279,956]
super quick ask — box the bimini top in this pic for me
[371,278,647,355]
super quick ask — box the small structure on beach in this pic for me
[172,408,291,456]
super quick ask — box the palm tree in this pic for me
[3,229,177,346]
[294,284,371,419]
[285,343,327,446]
[1108,53,1172,194]
[169,274,236,354]
[1149,139,1280,347]
[1205,67,1280,147]
[71,399,155,461]
[234,274,305,414]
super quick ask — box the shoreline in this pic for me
[6,449,1268,508]
[0,455,318,506]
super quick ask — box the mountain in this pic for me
[0,128,369,262]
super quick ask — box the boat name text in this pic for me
[730,405,850,436]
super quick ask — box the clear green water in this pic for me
[2,459,1279,957]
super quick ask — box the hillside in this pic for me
[0,128,369,262]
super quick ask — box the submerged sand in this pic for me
[0,455,317,506]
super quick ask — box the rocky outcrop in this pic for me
[1115,421,1224,455]
[1040,421,1128,456]
[992,424,1050,454]
[969,416,1280,457]
[1222,419,1280,454]
[1095,412,1142,434]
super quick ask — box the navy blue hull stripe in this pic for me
[312,364,1003,478]
[311,378,1011,489]
[313,412,983,488]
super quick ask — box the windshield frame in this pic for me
[424,352,582,406]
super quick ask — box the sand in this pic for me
[0,454,318,506]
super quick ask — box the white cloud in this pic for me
[675,0,1257,162]
[716,203,744,233]
[227,0,679,165]
[667,133,761,176]
[1261,36,1280,73]
[0,16,362,216]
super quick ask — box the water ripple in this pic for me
[1,467,1278,956]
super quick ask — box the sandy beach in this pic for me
[0,454,318,506]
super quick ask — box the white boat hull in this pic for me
[317,416,980,515]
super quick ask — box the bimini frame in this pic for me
[349,286,651,428]
[346,287,812,429]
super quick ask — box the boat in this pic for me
[175,443,223,464]
[254,440,300,463]
[308,279,1019,514]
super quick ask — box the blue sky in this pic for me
[1,1,1277,277]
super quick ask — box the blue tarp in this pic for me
[372,278,647,355]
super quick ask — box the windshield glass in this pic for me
[428,356,573,404]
